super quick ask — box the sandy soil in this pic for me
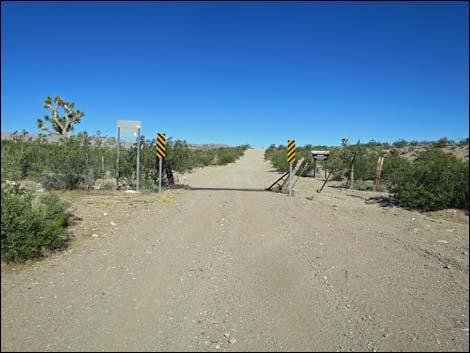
[1,149,468,351]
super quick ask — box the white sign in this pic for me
[117,120,141,137]
[312,150,331,161]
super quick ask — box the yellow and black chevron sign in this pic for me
[156,133,166,159]
[287,140,296,163]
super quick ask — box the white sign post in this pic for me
[116,120,142,191]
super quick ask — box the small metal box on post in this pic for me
[311,150,331,179]
[156,133,166,193]
[287,140,296,197]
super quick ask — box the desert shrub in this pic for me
[2,131,117,190]
[264,140,468,210]
[434,136,450,148]
[380,152,409,183]
[215,147,243,165]
[353,151,382,181]
[141,177,157,193]
[265,144,298,172]
[1,131,35,181]
[458,138,469,146]
[393,139,408,148]
[352,180,375,191]
[41,172,85,191]
[135,138,247,187]
[330,171,345,181]
[42,174,67,191]
[95,179,115,190]
[2,130,250,191]
[165,139,194,172]
[264,144,277,160]
[1,147,22,181]
[1,185,70,262]
[365,139,381,148]
[191,148,216,167]
[389,150,469,211]
[325,156,347,180]
[271,150,289,172]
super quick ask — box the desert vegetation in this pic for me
[1,131,249,192]
[1,183,71,262]
[1,96,249,262]
[265,138,469,212]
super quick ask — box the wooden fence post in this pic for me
[347,154,356,189]
[374,156,384,191]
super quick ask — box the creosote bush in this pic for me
[1,131,250,191]
[389,150,469,211]
[265,139,469,212]
[1,183,71,262]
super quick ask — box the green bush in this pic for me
[1,184,70,262]
[352,180,375,191]
[42,173,71,191]
[458,138,469,146]
[215,147,241,165]
[191,148,216,167]
[264,144,301,172]
[381,151,409,183]
[1,132,248,191]
[434,136,453,148]
[270,150,290,172]
[165,140,195,172]
[389,150,469,211]
[264,139,469,211]
[393,139,408,149]
[325,156,347,180]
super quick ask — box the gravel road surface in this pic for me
[1,149,469,351]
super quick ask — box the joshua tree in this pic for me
[37,96,85,141]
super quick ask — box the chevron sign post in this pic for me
[156,133,166,192]
[287,140,296,197]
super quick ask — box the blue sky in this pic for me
[1,1,468,147]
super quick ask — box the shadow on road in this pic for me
[365,196,396,208]
[328,184,348,189]
[189,187,267,192]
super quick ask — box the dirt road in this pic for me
[1,149,469,351]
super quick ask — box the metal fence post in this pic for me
[116,126,120,190]
[158,158,162,193]
[136,127,141,192]
[289,163,293,197]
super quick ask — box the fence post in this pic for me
[116,126,120,190]
[374,156,384,191]
[347,154,356,188]
[136,128,141,192]
[289,163,293,197]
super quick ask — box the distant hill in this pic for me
[1,131,122,146]
[1,132,232,149]
[188,143,231,149]
[393,143,469,161]
[1,131,61,142]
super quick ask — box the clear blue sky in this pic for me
[1,1,468,147]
